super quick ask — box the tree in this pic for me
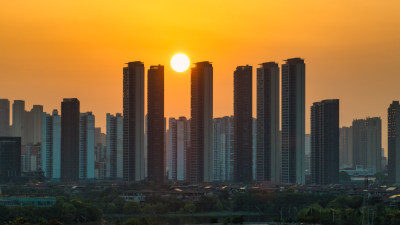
[182,202,196,213]
[123,202,141,214]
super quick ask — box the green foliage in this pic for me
[182,202,196,213]
[123,201,141,214]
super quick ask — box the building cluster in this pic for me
[1,58,400,185]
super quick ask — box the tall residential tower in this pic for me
[123,61,145,181]
[189,61,213,183]
[256,62,280,182]
[281,58,305,184]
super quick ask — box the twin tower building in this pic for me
[121,58,306,184]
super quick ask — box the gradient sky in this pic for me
[1,0,400,155]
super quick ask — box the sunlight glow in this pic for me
[171,53,190,72]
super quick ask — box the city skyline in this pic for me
[2,1,400,155]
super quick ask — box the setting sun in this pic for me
[170,53,190,72]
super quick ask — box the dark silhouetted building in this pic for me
[12,100,25,142]
[0,99,10,136]
[352,117,382,173]
[234,65,253,183]
[0,137,21,181]
[147,65,165,183]
[61,98,80,182]
[311,99,339,185]
[189,61,213,183]
[388,101,400,183]
[123,61,145,182]
[256,62,280,182]
[281,58,306,184]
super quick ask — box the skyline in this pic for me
[2,1,400,155]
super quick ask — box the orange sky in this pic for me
[1,0,400,155]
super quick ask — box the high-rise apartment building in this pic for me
[61,98,80,182]
[106,113,123,180]
[339,126,353,169]
[281,58,306,184]
[233,65,253,183]
[79,112,95,180]
[123,61,145,181]
[256,62,280,182]
[388,101,400,183]
[147,65,165,183]
[42,110,61,180]
[213,116,234,182]
[12,100,25,141]
[0,99,10,136]
[168,117,191,181]
[189,61,213,183]
[352,117,382,173]
[311,99,339,185]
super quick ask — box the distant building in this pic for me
[123,61,145,182]
[147,65,165,183]
[169,117,191,181]
[12,100,25,142]
[305,134,311,172]
[256,62,280,183]
[21,144,41,172]
[61,98,80,182]
[189,61,213,183]
[352,117,382,173]
[281,58,306,184]
[252,118,257,181]
[234,65,253,183]
[311,99,339,185]
[339,126,353,169]
[79,112,95,180]
[0,137,21,181]
[213,116,234,182]
[388,101,400,183]
[30,105,43,144]
[42,110,61,180]
[0,99,10,136]
[106,113,123,180]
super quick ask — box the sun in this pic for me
[171,53,190,72]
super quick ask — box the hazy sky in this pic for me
[1,0,400,154]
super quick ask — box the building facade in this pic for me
[79,112,95,180]
[106,113,123,180]
[0,137,21,181]
[147,65,165,183]
[42,110,61,180]
[61,98,80,182]
[189,61,213,183]
[213,116,234,182]
[168,117,191,181]
[388,101,400,183]
[352,117,382,173]
[0,99,10,136]
[339,126,353,169]
[123,61,145,181]
[256,62,280,182]
[281,58,306,184]
[310,99,339,185]
[233,65,253,183]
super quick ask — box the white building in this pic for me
[106,113,123,180]
[42,110,61,180]
[79,112,95,180]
